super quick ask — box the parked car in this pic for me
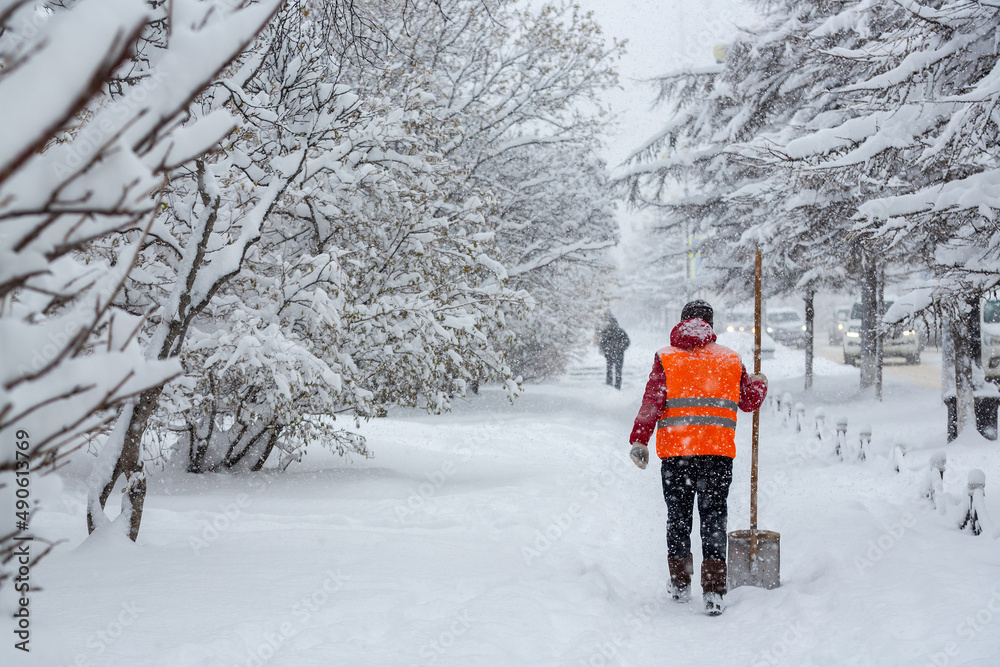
[716,330,776,361]
[842,300,921,365]
[766,307,808,347]
[829,304,852,345]
[981,299,1000,382]
[720,310,776,359]
[722,309,756,335]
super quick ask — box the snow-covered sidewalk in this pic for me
[16,333,1000,667]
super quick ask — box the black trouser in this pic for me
[660,455,733,561]
[605,353,624,389]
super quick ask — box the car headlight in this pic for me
[801,325,807,331]
[766,326,773,333]
[846,331,860,338]
[727,325,735,332]
[902,330,916,336]
[837,323,844,330]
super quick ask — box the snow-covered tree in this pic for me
[168,0,622,473]
[171,50,528,473]
[377,0,622,380]
[83,0,622,542]
[86,0,531,501]
[618,0,942,393]
[831,0,1000,425]
[726,0,893,388]
[84,2,402,530]
[719,0,1000,405]
[0,0,278,565]
[616,12,819,310]
[655,0,1000,407]
[623,1,899,304]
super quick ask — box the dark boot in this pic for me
[667,555,693,602]
[701,559,727,616]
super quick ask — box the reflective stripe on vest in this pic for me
[654,343,743,459]
[657,415,737,429]
[663,397,738,410]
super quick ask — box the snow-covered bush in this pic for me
[375,0,622,380]
[0,0,279,551]
[155,0,623,478]
[79,0,621,541]
[141,3,531,475]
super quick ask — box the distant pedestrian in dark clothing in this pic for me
[599,314,630,389]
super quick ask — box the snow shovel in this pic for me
[727,250,781,590]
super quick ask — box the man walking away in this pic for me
[626,299,768,616]
[599,314,630,390]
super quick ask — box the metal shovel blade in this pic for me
[727,529,780,590]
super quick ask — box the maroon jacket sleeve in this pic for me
[738,364,768,412]
[629,354,667,445]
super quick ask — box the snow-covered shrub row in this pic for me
[141,0,622,477]
[371,1,622,381]
[0,0,281,552]
[2,0,621,544]
[59,0,616,539]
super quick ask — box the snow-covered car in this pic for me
[719,312,776,359]
[842,300,921,365]
[722,310,756,336]
[766,307,807,348]
[716,330,776,361]
[828,304,852,345]
[981,299,1000,381]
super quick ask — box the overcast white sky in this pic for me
[576,0,758,168]
[569,0,759,244]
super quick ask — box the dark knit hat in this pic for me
[681,299,714,328]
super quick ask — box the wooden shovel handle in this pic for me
[754,249,762,376]
[751,250,761,535]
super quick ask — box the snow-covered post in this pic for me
[782,392,793,428]
[931,453,947,479]
[813,408,826,443]
[835,417,848,461]
[892,442,906,473]
[795,403,806,433]
[857,424,871,462]
[923,453,947,513]
[960,470,992,536]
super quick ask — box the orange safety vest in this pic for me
[654,343,743,459]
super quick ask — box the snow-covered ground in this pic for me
[11,328,1000,667]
